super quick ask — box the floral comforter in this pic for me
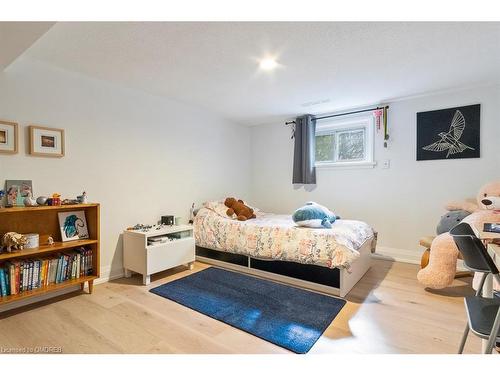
[194,207,375,269]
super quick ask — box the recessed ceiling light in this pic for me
[259,57,278,71]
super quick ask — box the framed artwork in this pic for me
[416,104,480,161]
[5,180,33,207]
[29,125,65,157]
[58,211,89,242]
[0,120,19,154]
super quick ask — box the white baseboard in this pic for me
[0,266,125,313]
[372,245,468,272]
[96,265,124,285]
[372,246,421,265]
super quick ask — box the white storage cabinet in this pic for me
[123,225,195,285]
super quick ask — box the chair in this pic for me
[450,222,500,354]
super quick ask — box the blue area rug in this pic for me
[149,267,346,353]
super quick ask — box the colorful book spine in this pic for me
[34,260,40,289]
[10,263,16,295]
[22,262,28,292]
[14,262,20,294]
[0,268,7,297]
[0,248,93,298]
[28,261,34,291]
[5,266,11,296]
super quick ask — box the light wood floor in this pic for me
[0,259,483,354]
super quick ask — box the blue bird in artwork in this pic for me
[64,214,84,238]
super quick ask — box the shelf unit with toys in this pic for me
[0,203,100,307]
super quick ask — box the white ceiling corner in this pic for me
[0,22,55,71]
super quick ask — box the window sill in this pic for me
[315,161,377,170]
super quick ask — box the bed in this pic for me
[194,203,376,297]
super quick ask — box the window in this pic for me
[315,113,375,168]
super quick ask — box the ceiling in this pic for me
[17,22,500,125]
[0,22,54,71]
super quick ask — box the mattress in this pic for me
[194,207,375,269]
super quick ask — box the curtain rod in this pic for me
[285,105,389,125]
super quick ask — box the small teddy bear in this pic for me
[224,197,256,221]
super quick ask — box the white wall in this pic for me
[1,58,498,276]
[0,59,251,279]
[250,85,500,262]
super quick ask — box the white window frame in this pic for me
[314,113,375,169]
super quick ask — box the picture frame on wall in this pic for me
[58,210,89,242]
[29,125,65,157]
[416,104,480,161]
[5,180,33,207]
[0,120,19,154]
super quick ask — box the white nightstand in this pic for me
[123,224,195,285]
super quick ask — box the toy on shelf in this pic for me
[1,232,28,253]
[62,191,88,205]
[47,236,54,245]
[47,193,61,206]
[77,191,88,204]
[23,192,37,207]
[62,199,78,205]
[36,196,48,205]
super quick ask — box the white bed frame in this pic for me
[196,240,372,297]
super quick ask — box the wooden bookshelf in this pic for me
[0,239,98,261]
[0,203,100,306]
[0,275,98,304]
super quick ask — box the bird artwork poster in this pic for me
[416,104,480,161]
[58,211,89,242]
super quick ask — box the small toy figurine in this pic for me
[23,192,37,207]
[47,236,54,245]
[77,191,88,204]
[51,193,61,206]
[1,232,28,253]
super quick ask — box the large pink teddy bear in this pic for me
[417,181,500,289]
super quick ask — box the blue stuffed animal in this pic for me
[292,202,338,228]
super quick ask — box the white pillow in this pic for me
[203,200,236,219]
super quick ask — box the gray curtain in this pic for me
[292,114,316,184]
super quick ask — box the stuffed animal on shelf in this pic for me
[417,181,500,289]
[23,192,37,207]
[224,197,256,221]
[77,191,88,204]
[292,202,338,229]
[1,232,28,253]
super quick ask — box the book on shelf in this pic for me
[0,247,94,297]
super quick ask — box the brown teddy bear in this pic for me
[417,181,500,289]
[224,198,256,221]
